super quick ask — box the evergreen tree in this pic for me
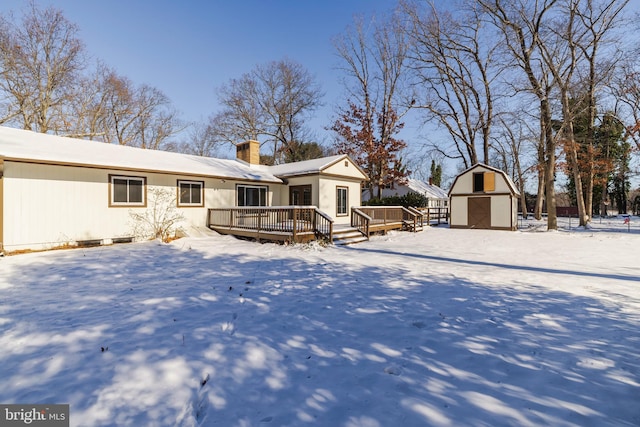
[429,160,443,187]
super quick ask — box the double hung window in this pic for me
[178,180,204,207]
[110,175,146,206]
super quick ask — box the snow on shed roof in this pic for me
[0,126,282,183]
[448,163,520,196]
[406,178,449,199]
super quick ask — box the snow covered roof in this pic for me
[0,126,282,183]
[260,154,355,177]
[406,178,449,199]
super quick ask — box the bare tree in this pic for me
[610,59,640,149]
[0,1,86,133]
[163,120,226,158]
[403,0,500,169]
[479,0,561,230]
[332,12,412,198]
[574,0,629,219]
[88,68,183,148]
[492,113,537,218]
[536,0,629,227]
[208,58,323,163]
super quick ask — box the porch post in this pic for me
[292,207,297,242]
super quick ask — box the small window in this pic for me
[337,186,348,216]
[110,175,146,206]
[473,173,484,192]
[473,172,496,192]
[178,180,204,207]
[237,184,268,206]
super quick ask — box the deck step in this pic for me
[332,227,368,245]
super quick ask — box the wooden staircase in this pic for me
[332,226,368,246]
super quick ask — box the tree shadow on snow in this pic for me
[0,239,638,427]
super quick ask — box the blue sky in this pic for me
[0,0,401,146]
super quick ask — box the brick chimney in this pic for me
[236,140,260,165]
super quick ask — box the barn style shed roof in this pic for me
[448,163,520,196]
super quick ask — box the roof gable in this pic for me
[448,163,520,196]
[263,154,368,180]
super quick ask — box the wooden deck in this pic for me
[351,206,424,239]
[207,206,424,245]
[207,206,333,244]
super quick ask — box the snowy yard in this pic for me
[1,218,639,426]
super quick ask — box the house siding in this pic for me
[1,161,279,252]
[319,177,361,224]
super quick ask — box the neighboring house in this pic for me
[363,178,448,209]
[0,127,366,253]
[448,163,520,231]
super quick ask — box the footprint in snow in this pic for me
[412,321,426,329]
[384,365,402,376]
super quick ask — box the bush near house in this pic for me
[363,192,428,208]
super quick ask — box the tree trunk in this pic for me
[562,91,589,227]
[534,128,546,220]
[567,141,589,226]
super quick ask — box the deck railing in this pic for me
[351,207,371,237]
[207,206,333,243]
[403,206,424,230]
[351,206,422,237]
[418,206,449,225]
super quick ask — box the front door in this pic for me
[289,185,312,206]
[468,197,491,229]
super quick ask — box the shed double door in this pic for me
[468,197,491,229]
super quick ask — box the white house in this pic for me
[362,178,448,209]
[448,163,520,231]
[0,127,367,253]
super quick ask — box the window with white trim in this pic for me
[110,175,146,206]
[337,186,348,216]
[237,184,268,206]
[178,180,204,207]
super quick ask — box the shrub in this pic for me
[363,192,428,208]
[130,188,185,242]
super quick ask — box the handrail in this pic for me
[351,207,371,238]
[352,206,426,233]
[406,206,428,228]
[401,207,419,232]
[313,207,334,242]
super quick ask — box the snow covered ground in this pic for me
[1,218,639,426]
